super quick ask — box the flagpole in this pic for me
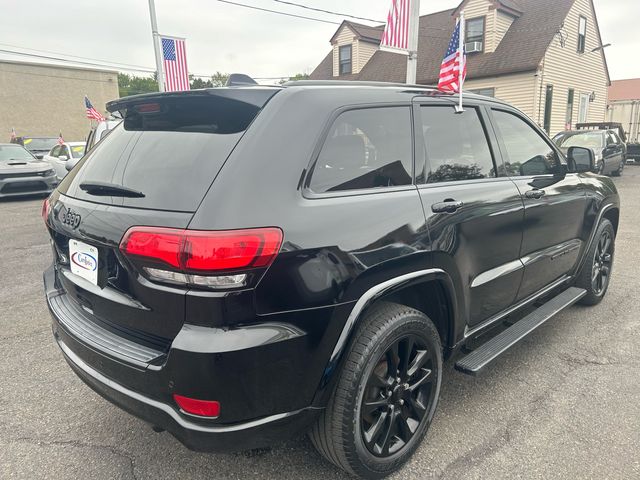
[148,0,165,92]
[456,10,465,113]
[405,0,421,84]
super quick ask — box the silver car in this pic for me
[0,143,57,198]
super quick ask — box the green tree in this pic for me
[210,71,230,87]
[190,75,213,89]
[118,73,159,97]
[280,73,310,85]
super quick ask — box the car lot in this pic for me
[1,172,639,480]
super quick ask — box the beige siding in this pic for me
[0,61,119,141]
[356,40,378,74]
[466,73,538,119]
[332,26,356,77]
[460,0,492,52]
[491,11,515,53]
[538,0,608,136]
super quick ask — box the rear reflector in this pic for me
[173,394,220,418]
[120,226,283,276]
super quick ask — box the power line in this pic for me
[0,42,155,73]
[270,0,383,24]
[0,47,293,82]
[215,0,340,25]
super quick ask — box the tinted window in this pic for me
[493,110,558,176]
[63,94,272,212]
[420,106,495,183]
[50,145,61,157]
[309,107,412,193]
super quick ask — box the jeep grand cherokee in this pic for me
[43,82,619,479]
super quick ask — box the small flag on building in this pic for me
[380,0,411,54]
[161,36,190,92]
[438,17,467,94]
[10,127,17,142]
[57,132,64,145]
[85,96,106,121]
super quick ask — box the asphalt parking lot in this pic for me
[1,171,639,480]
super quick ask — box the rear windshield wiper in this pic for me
[79,181,145,198]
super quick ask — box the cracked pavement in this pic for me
[1,170,639,479]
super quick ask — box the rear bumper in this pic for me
[44,264,331,451]
[55,332,319,451]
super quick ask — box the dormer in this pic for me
[454,0,522,54]
[330,21,384,77]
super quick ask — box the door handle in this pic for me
[431,200,464,214]
[525,189,546,199]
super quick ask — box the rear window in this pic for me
[61,91,276,212]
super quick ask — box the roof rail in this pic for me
[282,80,440,90]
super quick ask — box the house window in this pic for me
[543,85,554,133]
[565,89,575,129]
[339,45,352,75]
[470,88,495,97]
[578,16,587,53]
[466,17,485,51]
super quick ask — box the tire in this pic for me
[612,159,624,177]
[576,218,615,305]
[309,302,442,479]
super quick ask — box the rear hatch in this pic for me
[47,88,279,344]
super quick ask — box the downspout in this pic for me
[537,58,546,126]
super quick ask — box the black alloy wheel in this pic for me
[361,335,436,457]
[577,218,615,305]
[309,302,443,479]
[591,229,613,296]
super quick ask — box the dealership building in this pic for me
[0,59,119,143]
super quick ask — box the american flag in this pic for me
[161,37,190,92]
[380,0,411,52]
[438,19,467,93]
[85,96,105,121]
[10,127,16,142]
[57,132,64,145]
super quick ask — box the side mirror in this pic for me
[64,158,78,172]
[567,146,594,173]
[58,155,69,161]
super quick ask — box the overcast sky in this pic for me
[1,0,638,82]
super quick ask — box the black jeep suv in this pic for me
[43,82,619,479]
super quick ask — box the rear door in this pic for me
[605,131,624,172]
[414,100,525,327]
[488,107,586,300]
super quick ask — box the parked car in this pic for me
[553,129,626,176]
[0,143,57,198]
[43,82,619,479]
[43,142,86,180]
[10,136,59,159]
[63,119,122,173]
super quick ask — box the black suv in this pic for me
[43,82,619,479]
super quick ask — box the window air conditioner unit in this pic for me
[465,41,483,53]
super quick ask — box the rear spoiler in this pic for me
[106,88,279,117]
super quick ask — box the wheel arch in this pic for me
[311,269,458,407]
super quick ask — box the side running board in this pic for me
[455,287,586,375]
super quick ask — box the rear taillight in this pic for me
[119,227,283,289]
[41,197,51,226]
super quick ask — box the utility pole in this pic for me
[405,0,421,84]
[148,0,165,92]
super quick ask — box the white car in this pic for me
[44,142,86,180]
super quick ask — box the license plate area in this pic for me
[69,239,99,286]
